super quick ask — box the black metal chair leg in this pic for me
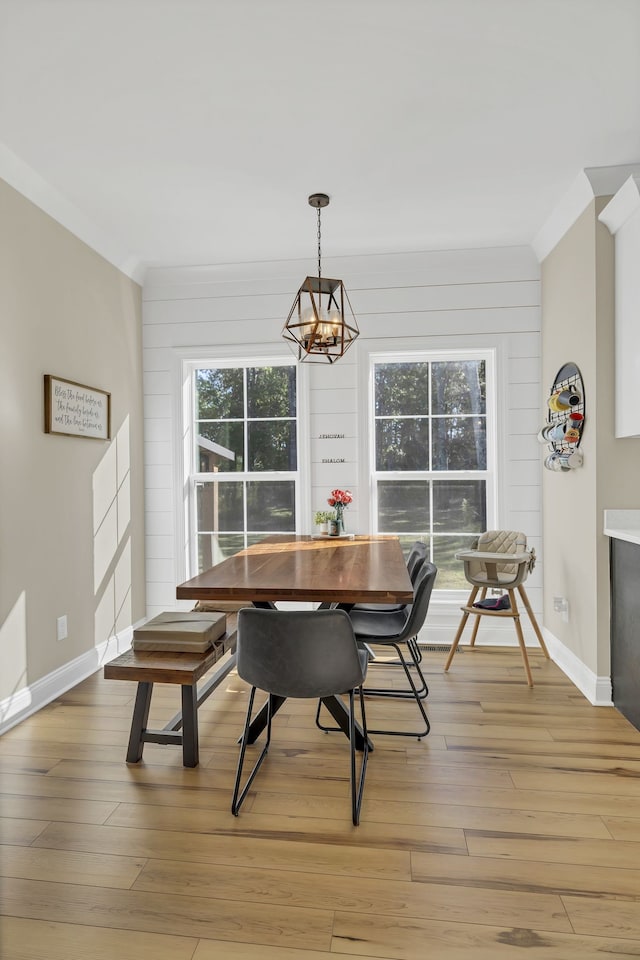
[363,638,429,700]
[350,687,369,825]
[365,642,430,740]
[315,688,368,825]
[315,698,335,733]
[232,688,273,815]
[408,635,423,665]
[314,694,372,751]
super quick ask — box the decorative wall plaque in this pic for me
[44,374,111,440]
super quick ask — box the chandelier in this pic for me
[282,193,359,363]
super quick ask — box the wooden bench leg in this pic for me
[181,683,199,768]
[127,682,153,763]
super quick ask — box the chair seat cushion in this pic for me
[349,608,408,642]
[352,602,406,614]
[473,594,511,610]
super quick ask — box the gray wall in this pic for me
[541,198,640,689]
[0,179,146,724]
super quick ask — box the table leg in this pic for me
[320,695,374,752]
[127,682,153,763]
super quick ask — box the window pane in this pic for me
[197,533,244,572]
[197,423,244,472]
[432,535,475,589]
[247,481,295,532]
[196,368,243,419]
[375,363,429,416]
[432,417,486,470]
[247,366,296,418]
[377,480,429,532]
[376,418,430,470]
[431,361,486,415]
[196,481,244,532]
[432,480,486,532]
[248,421,297,471]
[190,361,299,576]
[371,354,491,591]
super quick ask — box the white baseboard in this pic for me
[0,619,143,736]
[419,617,613,707]
[542,628,613,706]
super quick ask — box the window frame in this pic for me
[361,343,500,598]
[178,349,309,581]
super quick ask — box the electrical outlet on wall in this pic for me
[56,615,68,641]
[553,597,569,622]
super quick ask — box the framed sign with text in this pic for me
[44,375,111,440]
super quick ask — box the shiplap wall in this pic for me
[142,246,542,641]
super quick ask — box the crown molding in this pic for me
[532,163,640,262]
[0,143,144,283]
[598,176,640,235]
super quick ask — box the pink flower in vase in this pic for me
[327,488,352,534]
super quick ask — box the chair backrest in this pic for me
[236,608,366,700]
[406,540,428,583]
[465,530,529,586]
[397,561,437,642]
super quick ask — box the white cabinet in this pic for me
[599,177,640,438]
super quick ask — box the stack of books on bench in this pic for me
[132,612,227,653]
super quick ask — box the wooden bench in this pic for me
[104,615,237,767]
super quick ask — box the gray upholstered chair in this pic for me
[320,540,429,687]
[346,540,429,694]
[318,562,437,740]
[232,607,369,825]
[351,540,428,615]
[444,530,550,686]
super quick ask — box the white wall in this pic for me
[142,246,542,640]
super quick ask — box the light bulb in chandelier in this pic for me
[300,305,342,348]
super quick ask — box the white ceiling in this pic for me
[1,0,639,279]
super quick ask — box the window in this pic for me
[371,352,494,589]
[189,361,299,573]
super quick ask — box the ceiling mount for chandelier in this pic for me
[282,193,359,364]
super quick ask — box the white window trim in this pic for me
[172,345,310,584]
[357,335,505,606]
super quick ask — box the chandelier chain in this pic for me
[317,206,322,279]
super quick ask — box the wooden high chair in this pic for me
[444,530,550,686]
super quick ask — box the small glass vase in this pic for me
[333,504,345,536]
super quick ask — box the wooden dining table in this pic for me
[176,534,413,750]
[176,534,413,607]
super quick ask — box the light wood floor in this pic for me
[2,644,640,959]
